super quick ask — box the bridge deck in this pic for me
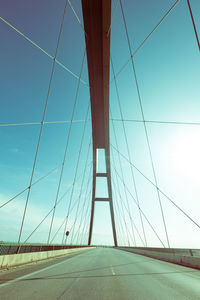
[0,248,200,299]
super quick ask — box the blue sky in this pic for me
[0,0,200,248]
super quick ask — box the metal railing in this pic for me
[0,243,89,255]
[118,246,200,257]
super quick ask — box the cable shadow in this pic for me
[47,258,156,277]
[20,269,200,281]
[0,269,199,284]
[0,257,155,283]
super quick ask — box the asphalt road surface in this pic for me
[0,247,200,299]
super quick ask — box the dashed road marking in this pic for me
[110,265,116,276]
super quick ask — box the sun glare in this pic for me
[170,128,200,181]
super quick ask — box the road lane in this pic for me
[0,247,200,299]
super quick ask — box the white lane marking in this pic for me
[0,251,92,288]
[110,265,116,276]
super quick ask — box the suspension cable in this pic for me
[111,57,147,245]
[110,144,135,246]
[0,119,87,127]
[61,102,90,244]
[111,118,200,127]
[17,0,69,244]
[71,183,92,245]
[113,176,132,246]
[187,0,200,51]
[111,0,180,82]
[0,16,88,85]
[119,0,170,247]
[23,161,92,243]
[113,165,166,247]
[67,0,86,36]
[61,105,90,245]
[111,144,200,231]
[112,186,127,246]
[107,0,120,37]
[111,148,145,246]
[113,187,135,246]
[112,191,123,245]
[0,147,80,210]
[74,163,93,244]
[69,141,92,243]
[79,190,93,245]
[50,181,92,244]
[68,186,92,245]
[47,51,86,243]
[112,174,145,246]
[110,109,138,246]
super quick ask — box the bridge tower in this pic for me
[82,0,117,246]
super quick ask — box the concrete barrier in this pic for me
[0,247,95,269]
[117,247,200,270]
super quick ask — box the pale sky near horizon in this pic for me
[0,0,200,248]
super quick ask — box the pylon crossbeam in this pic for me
[96,173,108,177]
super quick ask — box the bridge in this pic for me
[0,0,200,299]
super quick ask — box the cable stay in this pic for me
[51,185,92,245]
[0,16,88,86]
[0,147,83,210]
[111,144,200,232]
[67,0,86,36]
[107,0,120,37]
[71,191,92,245]
[0,120,88,127]
[17,0,70,244]
[119,0,170,247]
[111,119,200,127]
[110,129,137,246]
[111,57,147,246]
[47,51,87,244]
[68,188,92,245]
[111,144,164,247]
[113,191,135,246]
[78,192,93,245]
[112,186,128,246]
[187,0,200,51]
[112,165,166,248]
[74,164,93,244]
[22,161,92,244]
[61,102,90,244]
[112,173,134,246]
[69,141,92,244]
[110,0,180,83]
[112,175,145,246]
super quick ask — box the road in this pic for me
[0,247,200,299]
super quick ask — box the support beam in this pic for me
[95,198,111,202]
[82,0,117,246]
[96,173,108,177]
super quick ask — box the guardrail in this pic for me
[118,246,200,257]
[0,243,89,255]
[117,247,200,269]
[0,246,95,269]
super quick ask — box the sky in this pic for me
[0,0,200,248]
